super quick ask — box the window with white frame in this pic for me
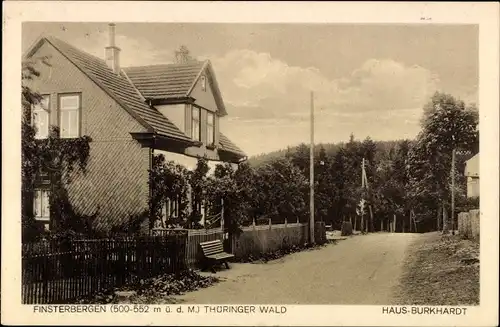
[32,95,50,139]
[207,112,215,146]
[34,189,50,229]
[59,94,81,138]
[191,106,200,141]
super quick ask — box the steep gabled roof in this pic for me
[123,62,204,99]
[123,60,228,116]
[24,36,193,143]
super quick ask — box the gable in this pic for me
[125,60,227,116]
[24,40,148,139]
[190,67,219,113]
[465,153,479,177]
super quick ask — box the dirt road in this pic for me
[174,233,422,304]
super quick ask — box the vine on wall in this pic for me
[22,62,95,243]
[148,154,190,229]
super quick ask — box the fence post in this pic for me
[269,217,272,230]
[285,217,288,227]
[42,254,49,304]
[252,217,256,229]
[221,198,225,235]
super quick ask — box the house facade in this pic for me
[24,24,246,232]
[464,153,479,198]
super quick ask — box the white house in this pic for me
[464,153,479,198]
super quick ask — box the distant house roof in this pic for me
[465,153,479,177]
[123,60,227,116]
[24,36,242,157]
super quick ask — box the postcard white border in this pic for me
[2,1,499,326]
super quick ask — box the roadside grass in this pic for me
[394,232,479,305]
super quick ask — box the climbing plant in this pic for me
[22,61,94,242]
[185,157,210,229]
[148,154,190,229]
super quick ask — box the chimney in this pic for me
[105,23,121,74]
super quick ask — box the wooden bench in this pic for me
[199,239,234,273]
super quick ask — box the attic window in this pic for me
[200,75,206,92]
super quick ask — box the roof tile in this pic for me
[123,62,205,99]
[219,133,246,157]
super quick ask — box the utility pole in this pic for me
[361,158,365,233]
[451,147,456,235]
[309,91,315,244]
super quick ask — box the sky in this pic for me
[22,23,478,156]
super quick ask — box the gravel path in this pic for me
[174,232,422,304]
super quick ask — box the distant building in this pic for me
[464,153,479,198]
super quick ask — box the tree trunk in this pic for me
[442,202,449,234]
[437,204,442,231]
[369,205,374,232]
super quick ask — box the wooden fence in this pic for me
[151,227,224,269]
[22,232,187,304]
[458,209,480,242]
[232,222,309,259]
[185,228,224,268]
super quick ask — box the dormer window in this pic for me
[200,75,207,92]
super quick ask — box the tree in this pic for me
[255,157,308,224]
[148,154,190,229]
[409,92,478,232]
[343,134,362,226]
[286,143,310,177]
[371,140,410,232]
[187,157,210,228]
[174,45,194,64]
[206,162,257,236]
[331,147,349,226]
[315,146,332,224]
